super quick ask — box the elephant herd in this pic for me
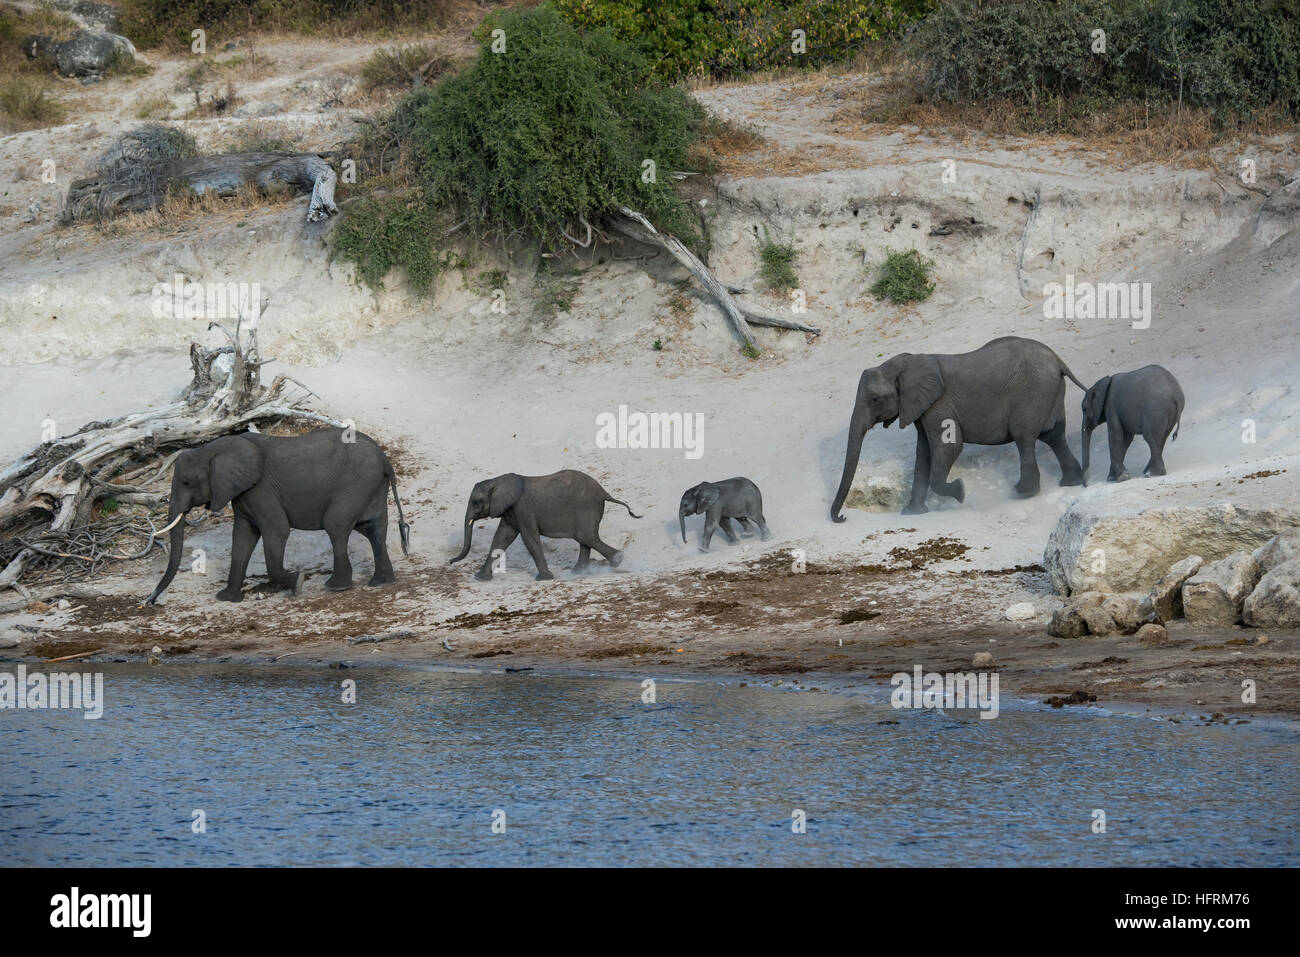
[144,336,1184,605]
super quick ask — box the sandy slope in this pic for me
[2,60,1298,716]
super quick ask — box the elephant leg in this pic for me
[755,512,772,541]
[586,526,623,568]
[1012,434,1041,496]
[901,426,933,514]
[518,525,554,581]
[734,516,754,535]
[324,523,355,591]
[574,544,591,571]
[1144,429,1169,477]
[217,514,259,602]
[700,504,723,552]
[476,522,518,581]
[1041,417,1084,486]
[357,517,395,587]
[258,511,303,595]
[1107,421,1133,481]
[929,423,966,502]
[719,517,740,544]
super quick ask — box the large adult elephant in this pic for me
[145,428,409,604]
[829,336,1087,519]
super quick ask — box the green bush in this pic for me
[335,5,710,291]
[331,192,459,293]
[758,226,798,293]
[555,0,933,79]
[870,248,935,303]
[913,0,1300,120]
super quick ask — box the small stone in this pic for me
[1135,623,1169,645]
[972,651,995,668]
[1005,602,1036,621]
[56,599,71,610]
[1255,634,1269,645]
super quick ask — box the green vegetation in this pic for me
[757,226,798,294]
[534,266,581,321]
[870,248,935,303]
[554,0,933,79]
[334,5,710,296]
[913,0,1300,124]
[360,43,458,92]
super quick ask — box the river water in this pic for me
[2,663,1295,866]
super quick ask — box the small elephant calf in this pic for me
[1081,364,1185,482]
[679,477,771,552]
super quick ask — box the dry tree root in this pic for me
[0,321,342,594]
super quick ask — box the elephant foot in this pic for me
[324,576,354,592]
[288,571,306,595]
[900,503,929,515]
[1014,478,1041,496]
[609,550,625,567]
[760,531,772,541]
[535,571,555,581]
[1108,471,1131,483]
[216,587,243,603]
[1145,464,1166,477]
[949,479,966,503]
[697,545,710,553]
[1059,472,1085,487]
[474,568,493,582]
[368,571,396,587]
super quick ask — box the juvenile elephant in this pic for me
[146,428,409,604]
[679,477,771,552]
[830,336,1086,519]
[450,469,641,581]
[1081,364,1184,482]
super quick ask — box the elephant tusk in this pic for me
[155,512,186,535]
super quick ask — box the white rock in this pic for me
[1243,558,1300,628]
[1005,602,1036,621]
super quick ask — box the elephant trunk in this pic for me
[145,498,188,604]
[679,504,689,544]
[1081,423,1094,482]
[449,509,475,564]
[830,402,872,522]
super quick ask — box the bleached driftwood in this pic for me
[62,152,340,223]
[0,322,342,591]
[602,206,821,343]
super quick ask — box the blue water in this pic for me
[2,664,1295,866]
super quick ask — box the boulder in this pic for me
[1254,531,1300,574]
[23,29,137,77]
[1048,591,1137,638]
[1135,623,1169,645]
[1181,551,1261,625]
[1005,602,1036,621]
[1044,491,1300,595]
[1146,555,1203,622]
[972,651,995,668]
[1242,558,1300,628]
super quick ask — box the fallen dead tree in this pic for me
[0,322,343,593]
[601,206,821,345]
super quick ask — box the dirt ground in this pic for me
[9,533,1297,724]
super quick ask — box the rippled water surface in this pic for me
[3,664,1296,866]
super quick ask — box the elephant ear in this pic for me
[207,438,265,511]
[697,484,722,511]
[895,354,945,428]
[487,474,525,517]
[1086,376,1112,423]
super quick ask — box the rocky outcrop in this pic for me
[1181,551,1261,625]
[1045,493,1300,595]
[1048,592,1141,638]
[22,30,137,78]
[1140,556,1202,622]
[1242,558,1300,627]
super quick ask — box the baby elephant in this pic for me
[1082,364,1185,482]
[679,477,771,552]
[450,469,641,581]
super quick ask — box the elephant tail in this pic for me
[389,472,411,555]
[1060,360,1087,391]
[607,496,643,519]
[1171,410,1181,442]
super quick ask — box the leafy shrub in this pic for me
[870,248,935,303]
[555,0,933,79]
[758,226,798,293]
[335,5,710,292]
[913,0,1300,120]
[360,43,457,92]
[331,192,459,292]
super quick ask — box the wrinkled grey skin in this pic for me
[1082,364,1184,482]
[830,336,1087,519]
[450,469,641,581]
[680,477,771,552]
[146,428,409,604]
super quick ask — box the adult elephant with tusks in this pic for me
[145,428,410,604]
[450,469,641,581]
[829,336,1087,519]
